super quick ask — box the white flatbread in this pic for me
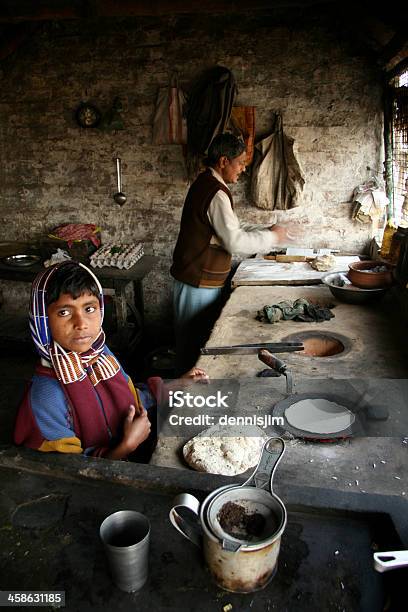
[285,398,355,434]
[183,425,268,476]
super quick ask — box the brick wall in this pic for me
[0,11,385,343]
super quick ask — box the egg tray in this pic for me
[90,243,144,269]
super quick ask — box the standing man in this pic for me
[171,133,296,374]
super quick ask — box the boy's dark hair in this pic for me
[46,262,100,306]
[204,133,246,167]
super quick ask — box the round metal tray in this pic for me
[2,254,41,267]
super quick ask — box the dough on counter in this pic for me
[285,398,355,434]
[183,425,268,476]
[309,254,337,271]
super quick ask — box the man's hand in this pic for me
[269,224,303,244]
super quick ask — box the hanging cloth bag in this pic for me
[251,112,304,210]
[152,75,187,145]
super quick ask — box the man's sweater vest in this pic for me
[171,169,233,288]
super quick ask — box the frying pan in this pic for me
[258,349,363,442]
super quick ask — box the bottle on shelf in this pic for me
[388,225,408,265]
[380,222,397,259]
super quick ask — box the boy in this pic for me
[14,260,207,460]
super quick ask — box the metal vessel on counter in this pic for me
[169,438,287,593]
[322,271,388,304]
[100,510,150,592]
[2,254,41,267]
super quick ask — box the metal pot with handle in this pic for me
[169,438,286,593]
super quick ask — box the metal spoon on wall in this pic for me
[114,157,127,205]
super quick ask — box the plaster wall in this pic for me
[0,11,385,341]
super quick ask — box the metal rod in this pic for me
[116,158,121,192]
[201,343,304,355]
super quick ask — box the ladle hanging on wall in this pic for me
[113,157,127,205]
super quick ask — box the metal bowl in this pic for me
[2,254,41,267]
[322,272,387,304]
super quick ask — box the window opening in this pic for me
[387,68,408,227]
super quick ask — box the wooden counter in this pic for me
[231,256,359,287]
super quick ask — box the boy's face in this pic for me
[47,292,101,353]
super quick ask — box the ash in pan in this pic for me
[218,501,267,539]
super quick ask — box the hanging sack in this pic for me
[251,112,304,210]
[152,75,187,145]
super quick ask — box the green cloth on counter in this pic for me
[256,298,335,324]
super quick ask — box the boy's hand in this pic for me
[122,404,151,452]
[105,404,151,460]
[132,402,143,417]
[180,367,210,383]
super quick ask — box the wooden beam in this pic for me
[0,0,340,23]
[380,30,408,65]
[387,56,408,81]
[0,1,85,23]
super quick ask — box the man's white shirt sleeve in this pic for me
[207,189,279,256]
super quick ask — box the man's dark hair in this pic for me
[46,262,100,306]
[205,133,246,167]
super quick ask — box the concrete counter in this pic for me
[152,284,408,480]
[151,377,408,496]
[2,281,407,611]
[197,285,408,379]
[0,449,407,612]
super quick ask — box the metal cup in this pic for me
[100,510,150,592]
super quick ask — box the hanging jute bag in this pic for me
[152,75,187,145]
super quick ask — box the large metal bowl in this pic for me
[322,272,387,304]
[2,254,41,267]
